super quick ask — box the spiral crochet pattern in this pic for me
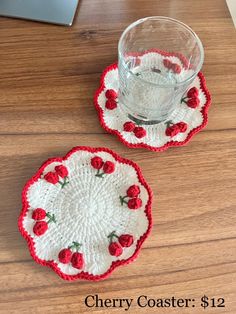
[18,146,152,281]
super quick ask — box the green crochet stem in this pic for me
[164,120,174,128]
[46,212,56,223]
[107,231,119,243]
[95,169,105,178]
[69,242,82,252]
[181,96,188,104]
[58,177,69,188]
[119,195,128,206]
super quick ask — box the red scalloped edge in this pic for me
[94,50,211,152]
[18,146,153,281]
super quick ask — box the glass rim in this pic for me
[118,16,204,88]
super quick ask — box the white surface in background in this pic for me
[226,0,236,28]
[0,0,79,26]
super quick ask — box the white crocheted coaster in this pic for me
[94,50,211,152]
[19,146,152,281]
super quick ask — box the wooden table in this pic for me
[0,0,236,313]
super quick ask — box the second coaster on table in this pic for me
[94,50,211,152]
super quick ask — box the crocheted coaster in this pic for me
[94,50,211,152]
[18,146,152,281]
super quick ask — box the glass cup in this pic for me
[118,16,204,124]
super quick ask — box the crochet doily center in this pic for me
[72,195,98,217]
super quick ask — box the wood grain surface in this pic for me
[0,0,236,313]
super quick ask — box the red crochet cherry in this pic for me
[165,124,180,137]
[44,172,59,184]
[128,198,142,210]
[71,252,84,269]
[33,221,48,236]
[91,156,104,169]
[105,99,117,110]
[103,161,115,174]
[187,97,200,108]
[108,242,123,256]
[126,185,140,198]
[118,234,134,247]
[171,63,181,74]
[32,208,46,220]
[134,126,146,138]
[55,165,68,178]
[105,89,117,99]
[123,121,135,132]
[163,58,172,69]
[187,87,199,98]
[176,122,188,133]
[58,248,72,264]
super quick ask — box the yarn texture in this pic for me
[18,146,152,281]
[94,50,211,152]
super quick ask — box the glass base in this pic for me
[128,114,163,125]
[119,93,174,125]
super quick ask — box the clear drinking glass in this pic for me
[118,16,204,124]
